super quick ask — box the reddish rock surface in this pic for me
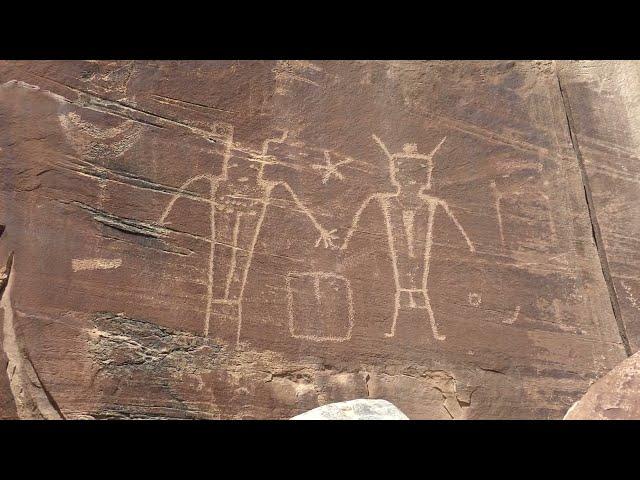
[556,62,640,355]
[564,351,640,419]
[0,61,633,419]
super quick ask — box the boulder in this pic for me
[291,399,409,420]
[564,351,640,420]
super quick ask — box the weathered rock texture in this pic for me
[0,60,636,419]
[291,399,408,420]
[556,62,640,355]
[564,351,640,419]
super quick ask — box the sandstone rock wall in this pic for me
[564,351,640,419]
[0,60,636,419]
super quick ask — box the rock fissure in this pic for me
[555,66,632,357]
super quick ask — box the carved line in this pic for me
[71,258,122,272]
[490,181,505,247]
[402,210,416,258]
[503,305,521,325]
[204,179,218,337]
[224,213,242,299]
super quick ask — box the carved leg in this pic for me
[384,290,401,337]
[423,291,446,341]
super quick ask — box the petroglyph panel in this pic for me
[0,61,630,419]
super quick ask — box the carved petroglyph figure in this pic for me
[620,280,640,312]
[159,131,336,345]
[490,181,506,247]
[468,292,482,307]
[273,60,323,95]
[286,271,355,342]
[490,179,557,250]
[58,111,144,160]
[312,151,353,184]
[71,258,122,272]
[336,134,475,341]
[59,111,147,254]
[80,60,135,97]
[503,305,521,325]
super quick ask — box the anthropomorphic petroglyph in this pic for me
[159,131,337,345]
[286,271,354,342]
[336,134,475,341]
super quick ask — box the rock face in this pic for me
[0,61,636,419]
[564,351,640,419]
[291,399,408,420]
[556,62,640,355]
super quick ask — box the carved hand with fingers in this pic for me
[275,181,339,250]
[314,227,339,249]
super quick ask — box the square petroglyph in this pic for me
[285,272,354,342]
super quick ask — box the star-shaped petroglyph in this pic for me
[312,151,353,184]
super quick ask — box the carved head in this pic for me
[223,152,263,182]
[402,143,418,154]
[390,151,433,191]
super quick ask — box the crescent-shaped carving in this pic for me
[58,111,144,159]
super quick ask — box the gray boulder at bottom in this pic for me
[291,399,409,420]
[564,351,640,420]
